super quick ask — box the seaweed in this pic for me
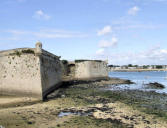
[9,50,21,57]
[62,60,68,64]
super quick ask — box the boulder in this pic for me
[145,82,165,89]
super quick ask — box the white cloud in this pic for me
[95,36,118,60]
[94,44,167,65]
[96,48,105,55]
[7,30,28,35]
[97,45,167,65]
[34,32,86,38]
[128,6,140,16]
[99,37,118,48]
[114,24,164,30]
[97,25,112,36]
[33,10,51,20]
[5,29,88,40]
[111,16,164,30]
[160,49,167,54]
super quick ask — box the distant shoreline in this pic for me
[110,69,167,72]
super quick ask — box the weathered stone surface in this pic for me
[75,60,108,79]
[145,82,165,89]
[62,60,109,80]
[0,43,62,100]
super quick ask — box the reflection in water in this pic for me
[109,71,167,94]
[58,112,74,117]
[58,111,91,117]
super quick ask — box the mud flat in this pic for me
[0,78,167,128]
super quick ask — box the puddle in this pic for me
[0,125,5,128]
[58,111,92,117]
[58,112,74,117]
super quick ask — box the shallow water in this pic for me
[58,111,91,117]
[109,71,167,94]
[58,112,75,117]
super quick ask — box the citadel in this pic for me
[0,42,108,100]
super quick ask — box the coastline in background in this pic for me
[110,69,167,72]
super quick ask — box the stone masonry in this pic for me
[0,42,62,100]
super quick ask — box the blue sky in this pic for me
[0,0,167,65]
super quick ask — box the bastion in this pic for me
[0,42,62,100]
[62,60,108,80]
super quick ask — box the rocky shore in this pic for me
[0,78,167,128]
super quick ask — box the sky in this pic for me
[0,0,167,65]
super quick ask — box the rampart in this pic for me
[75,60,108,79]
[62,60,108,80]
[0,42,62,100]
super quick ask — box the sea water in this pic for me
[109,71,167,94]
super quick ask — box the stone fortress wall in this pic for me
[62,60,108,80]
[75,60,108,79]
[0,42,62,100]
[0,42,108,100]
[40,49,62,98]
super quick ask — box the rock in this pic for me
[124,80,134,84]
[145,82,165,89]
[27,121,33,125]
[61,95,66,98]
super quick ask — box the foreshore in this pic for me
[0,78,167,128]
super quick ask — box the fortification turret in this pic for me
[105,59,108,64]
[35,42,42,55]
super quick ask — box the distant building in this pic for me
[162,65,167,69]
[128,67,137,70]
[121,66,128,69]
